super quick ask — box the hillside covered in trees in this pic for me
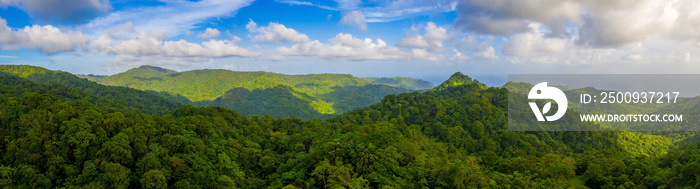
[1,66,700,188]
[94,65,415,119]
[361,77,435,90]
[0,65,181,115]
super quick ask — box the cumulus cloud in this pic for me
[410,48,439,61]
[340,10,367,30]
[329,33,366,47]
[0,17,88,54]
[397,35,430,49]
[246,20,310,43]
[575,0,686,47]
[501,25,700,65]
[231,36,241,43]
[397,22,453,51]
[502,24,567,56]
[474,46,497,60]
[0,0,112,23]
[449,49,471,61]
[92,30,258,65]
[198,28,221,38]
[454,0,579,37]
[278,32,442,61]
[454,0,700,48]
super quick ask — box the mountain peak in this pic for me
[428,72,487,92]
[440,72,475,86]
[450,72,465,77]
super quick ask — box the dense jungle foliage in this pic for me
[0,66,699,188]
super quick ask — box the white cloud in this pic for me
[454,0,580,36]
[474,46,497,60]
[454,0,700,48]
[411,48,439,61]
[0,55,18,58]
[84,0,254,37]
[329,33,366,47]
[231,36,241,43]
[161,39,255,58]
[502,24,567,56]
[340,10,367,30]
[424,22,452,43]
[502,25,700,65]
[0,17,88,54]
[449,49,470,61]
[272,23,453,62]
[575,0,688,47]
[397,35,430,49]
[246,20,310,43]
[198,28,221,38]
[93,30,167,56]
[449,0,700,66]
[278,33,412,60]
[92,30,258,65]
[397,22,453,51]
[0,0,112,23]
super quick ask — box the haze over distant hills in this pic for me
[90,65,426,119]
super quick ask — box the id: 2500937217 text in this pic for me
[580,92,679,104]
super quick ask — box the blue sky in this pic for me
[1,0,700,85]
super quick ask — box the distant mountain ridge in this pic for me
[95,65,418,119]
[0,65,181,114]
[361,77,435,90]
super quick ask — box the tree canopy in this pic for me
[0,67,697,188]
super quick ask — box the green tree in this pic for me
[141,170,167,189]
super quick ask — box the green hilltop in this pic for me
[431,71,487,91]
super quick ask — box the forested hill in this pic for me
[95,65,415,119]
[0,65,181,114]
[2,69,698,188]
[361,76,435,90]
